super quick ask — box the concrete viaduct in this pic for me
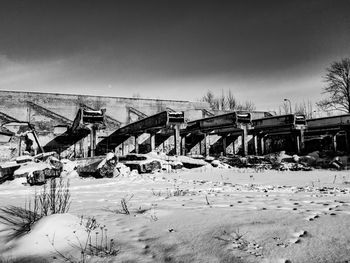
[1,91,350,157]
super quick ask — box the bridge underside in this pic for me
[249,114,307,155]
[305,116,350,153]
[96,111,185,156]
[181,112,251,156]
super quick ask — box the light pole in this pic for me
[284,98,292,114]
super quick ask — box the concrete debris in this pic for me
[218,150,348,171]
[61,159,78,174]
[147,152,206,168]
[76,154,132,178]
[0,151,64,185]
[159,160,184,172]
[15,156,62,185]
[74,152,210,178]
[120,154,162,174]
[211,160,221,167]
[14,162,51,178]
[1,146,348,184]
[76,156,107,178]
[114,162,131,177]
[97,152,118,177]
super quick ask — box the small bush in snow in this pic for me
[49,216,119,263]
[0,178,71,241]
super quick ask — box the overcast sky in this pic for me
[0,0,349,111]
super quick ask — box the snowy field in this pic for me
[1,167,350,263]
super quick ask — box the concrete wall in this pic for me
[0,90,209,157]
[0,90,208,127]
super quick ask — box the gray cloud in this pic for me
[0,0,349,111]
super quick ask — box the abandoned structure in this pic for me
[305,114,350,153]
[182,112,252,156]
[96,111,186,156]
[0,90,207,158]
[250,114,307,155]
[1,90,350,160]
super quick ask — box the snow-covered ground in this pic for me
[1,167,350,263]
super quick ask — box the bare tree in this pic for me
[227,90,238,110]
[317,58,350,113]
[294,100,314,119]
[218,91,227,111]
[236,100,256,111]
[202,90,216,110]
[201,90,256,112]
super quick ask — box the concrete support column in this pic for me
[83,137,89,157]
[199,135,203,155]
[260,136,265,155]
[296,134,301,154]
[150,133,156,152]
[204,133,210,157]
[79,140,83,157]
[226,135,235,155]
[234,135,241,154]
[345,131,350,153]
[300,129,305,153]
[181,135,186,156]
[241,127,248,156]
[134,135,140,154]
[174,125,181,156]
[161,141,165,153]
[222,135,227,156]
[18,137,22,156]
[90,128,96,157]
[333,133,337,152]
[253,135,258,155]
[121,141,125,155]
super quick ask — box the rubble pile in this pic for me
[0,152,63,185]
[218,151,349,171]
[119,154,162,174]
[97,153,119,177]
[1,147,349,185]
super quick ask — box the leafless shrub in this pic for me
[0,178,71,241]
[49,216,119,263]
[108,194,134,215]
[40,178,71,215]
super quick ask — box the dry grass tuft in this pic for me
[0,178,71,241]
